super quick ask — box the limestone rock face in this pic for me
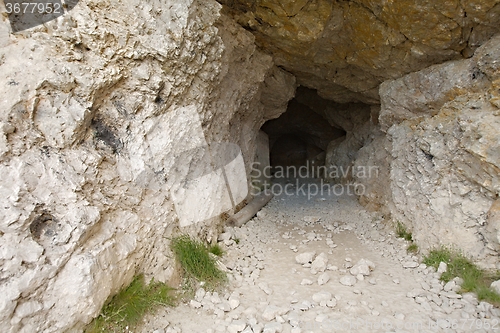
[219,0,500,103]
[376,35,500,267]
[0,1,295,331]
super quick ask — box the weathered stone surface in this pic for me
[295,252,316,265]
[0,1,296,331]
[375,35,500,267]
[220,0,500,103]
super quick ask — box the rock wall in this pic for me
[0,1,295,331]
[372,35,500,268]
[219,0,500,104]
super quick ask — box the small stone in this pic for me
[317,273,330,285]
[303,216,321,223]
[262,305,289,321]
[491,280,500,294]
[295,252,316,265]
[218,301,231,312]
[403,261,419,268]
[350,264,370,276]
[312,291,332,303]
[444,280,457,292]
[227,320,246,333]
[438,262,448,274]
[300,279,313,285]
[190,300,202,309]
[229,297,240,310]
[406,288,424,298]
[339,275,357,286]
[310,252,328,274]
[195,288,206,302]
[263,322,283,333]
[393,279,400,284]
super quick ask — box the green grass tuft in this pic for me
[171,235,226,289]
[85,275,174,333]
[395,222,413,241]
[407,243,418,254]
[208,244,224,257]
[423,247,500,306]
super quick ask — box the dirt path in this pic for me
[140,184,500,333]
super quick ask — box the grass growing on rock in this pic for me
[423,247,500,306]
[85,275,174,333]
[394,221,418,253]
[407,243,419,254]
[395,221,413,241]
[171,234,226,290]
[208,243,224,257]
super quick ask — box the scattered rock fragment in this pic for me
[295,252,316,265]
[340,275,357,286]
[310,252,328,274]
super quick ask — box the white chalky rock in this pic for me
[491,280,500,294]
[403,261,419,268]
[438,262,448,274]
[303,216,321,223]
[190,300,202,309]
[195,288,206,302]
[300,279,313,285]
[262,305,289,321]
[349,259,375,276]
[444,280,457,292]
[228,297,240,310]
[310,252,328,274]
[218,232,232,242]
[349,263,370,276]
[218,301,231,312]
[317,273,330,285]
[263,322,283,333]
[227,320,247,333]
[312,291,332,303]
[295,252,316,265]
[339,275,357,286]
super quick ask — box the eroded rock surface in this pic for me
[371,35,500,267]
[219,0,500,103]
[0,1,295,331]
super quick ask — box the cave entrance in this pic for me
[259,86,375,191]
[261,87,345,181]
